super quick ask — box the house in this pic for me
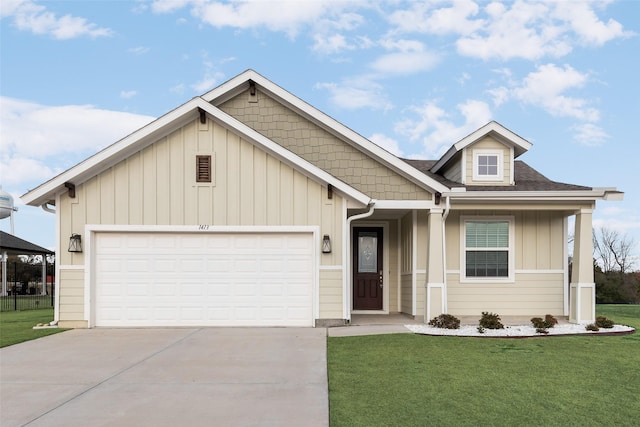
[22,70,622,328]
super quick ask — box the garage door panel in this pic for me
[95,232,314,327]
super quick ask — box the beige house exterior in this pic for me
[22,70,622,328]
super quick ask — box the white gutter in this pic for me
[41,203,56,214]
[443,188,623,201]
[344,201,376,323]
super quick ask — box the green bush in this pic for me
[428,314,461,329]
[595,316,614,329]
[477,326,485,334]
[531,314,558,332]
[586,323,600,332]
[479,312,504,329]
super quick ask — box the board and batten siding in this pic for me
[219,89,431,201]
[444,210,567,315]
[57,117,346,326]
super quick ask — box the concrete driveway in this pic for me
[0,328,328,427]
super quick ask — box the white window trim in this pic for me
[460,216,515,283]
[472,149,503,182]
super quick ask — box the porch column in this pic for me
[41,256,47,295]
[1,251,7,296]
[570,208,595,323]
[425,208,445,322]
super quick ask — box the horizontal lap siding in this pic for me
[58,269,86,327]
[319,269,343,318]
[447,273,564,315]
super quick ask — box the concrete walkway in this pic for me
[1,328,328,427]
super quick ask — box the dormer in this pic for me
[430,121,532,186]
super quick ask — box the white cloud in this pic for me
[312,34,353,55]
[315,79,392,111]
[572,123,609,147]
[188,0,345,37]
[151,0,192,14]
[0,97,155,189]
[3,0,112,39]
[371,39,439,76]
[128,46,150,55]
[120,90,138,99]
[457,1,571,60]
[490,64,599,122]
[553,1,631,46]
[395,99,492,158]
[388,0,483,36]
[369,133,404,157]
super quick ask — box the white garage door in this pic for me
[94,232,314,327]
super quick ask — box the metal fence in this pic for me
[1,262,55,312]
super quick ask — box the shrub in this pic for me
[595,316,614,329]
[477,326,485,334]
[479,312,504,329]
[535,327,549,334]
[428,314,461,329]
[586,323,600,332]
[531,314,558,331]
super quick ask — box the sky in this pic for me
[1,0,639,264]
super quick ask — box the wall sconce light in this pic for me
[68,234,82,253]
[322,235,332,253]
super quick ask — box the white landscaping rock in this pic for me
[405,323,635,337]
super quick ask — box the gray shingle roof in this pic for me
[403,159,592,192]
[0,231,54,255]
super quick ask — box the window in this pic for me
[462,218,513,281]
[477,155,498,176]
[472,150,503,181]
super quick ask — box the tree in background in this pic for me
[592,227,639,303]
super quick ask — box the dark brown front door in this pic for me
[353,227,383,310]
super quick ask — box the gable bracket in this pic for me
[64,182,76,198]
[198,107,207,124]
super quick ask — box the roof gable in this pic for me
[203,70,449,195]
[21,97,371,207]
[431,121,532,174]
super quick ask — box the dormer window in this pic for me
[473,150,503,182]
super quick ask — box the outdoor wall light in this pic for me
[322,235,332,254]
[68,233,82,253]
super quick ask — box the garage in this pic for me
[93,231,315,327]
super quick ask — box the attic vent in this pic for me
[196,155,212,183]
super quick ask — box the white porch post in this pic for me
[425,208,445,323]
[41,257,47,295]
[570,208,595,323]
[1,251,7,296]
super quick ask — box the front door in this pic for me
[353,227,383,310]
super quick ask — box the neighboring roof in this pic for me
[404,159,593,192]
[430,121,533,174]
[0,231,53,255]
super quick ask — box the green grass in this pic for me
[0,309,67,348]
[328,305,640,427]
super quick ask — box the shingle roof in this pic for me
[0,231,54,255]
[402,159,592,192]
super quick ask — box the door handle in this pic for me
[379,270,383,288]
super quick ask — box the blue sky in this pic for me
[1,0,639,263]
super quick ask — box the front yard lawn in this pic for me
[0,309,67,348]
[328,305,640,427]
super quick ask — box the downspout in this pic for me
[344,201,376,323]
[441,196,451,313]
